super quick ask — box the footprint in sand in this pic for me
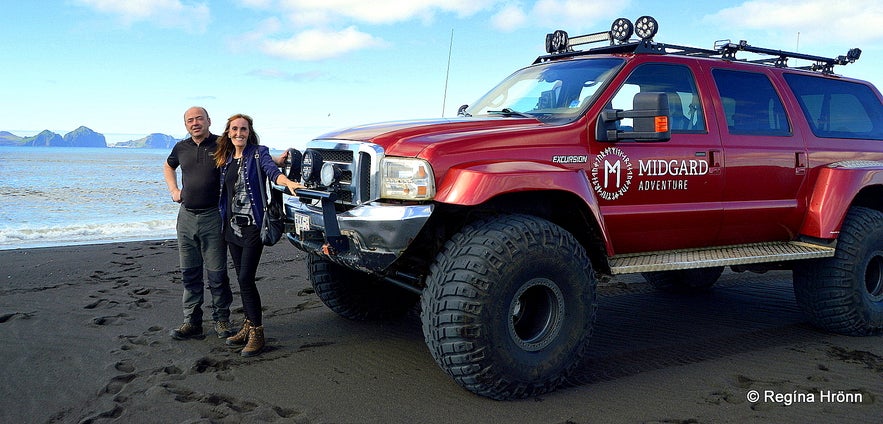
[84,298,120,310]
[114,361,136,373]
[156,383,303,420]
[0,311,36,323]
[104,373,137,395]
[90,313,133,327]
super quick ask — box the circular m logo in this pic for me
[590,147,633,200]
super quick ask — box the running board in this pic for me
[608,241,836,275]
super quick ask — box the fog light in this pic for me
[320,162,341,186]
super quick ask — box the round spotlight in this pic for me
[610,18,634,42]
[320,162,341,187]
[301,149,323,184]
[545,30,569,54]
[634,16,658,40]
[286,148,303,183]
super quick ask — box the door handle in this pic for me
[795,152,807,175]
[708,149,722,174]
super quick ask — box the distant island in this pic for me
[0,127,180,149]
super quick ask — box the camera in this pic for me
[231,214,253,226]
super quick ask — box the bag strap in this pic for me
[254,151,269,212]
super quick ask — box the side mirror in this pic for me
[595,92,672,142]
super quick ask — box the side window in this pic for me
[712,69,791,136]
[609,63,706,133]
[784,74,883,140]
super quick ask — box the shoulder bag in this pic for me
[255,150,285,246]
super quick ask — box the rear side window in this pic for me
[784,74,883,140]
[713,69,791,136]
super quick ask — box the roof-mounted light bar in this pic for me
[539,17,859,74]
[545,16,658,54]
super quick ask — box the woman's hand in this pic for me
[282,179,305,195]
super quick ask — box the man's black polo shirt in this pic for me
[166,134,221,210]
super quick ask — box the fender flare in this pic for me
[802,162,883,238]
[434,160,613,253]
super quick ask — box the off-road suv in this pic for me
[279,16,883,399]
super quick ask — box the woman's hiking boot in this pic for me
[241,326,264,357]
[225,319,252,346]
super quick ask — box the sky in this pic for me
[2,0,882,150]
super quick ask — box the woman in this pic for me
[214,113,303,357]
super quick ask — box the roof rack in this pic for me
[536,16,861,74]
[714,40,861,74]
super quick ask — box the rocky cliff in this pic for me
[63,126,107,147]
[0,128,177,148]
[114,133,178,149]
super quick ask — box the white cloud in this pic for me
[241,0,627,61]
[705,0,883,44]
[236,0,500,60]
[248,68,325,81]
[240,0,273,8]
[74,0,210,32]
[260,26,386,60]
[491,5,528,32]
[530,0,628,31]
[277,0,497,24]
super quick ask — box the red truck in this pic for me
[280,16,883,399]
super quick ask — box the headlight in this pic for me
[380,157,435,200]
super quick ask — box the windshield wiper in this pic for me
[488,108,534,118]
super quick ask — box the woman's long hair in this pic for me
[214,113,260,167]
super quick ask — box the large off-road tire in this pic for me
[793,207,883,335]
[421,214,597,400]
[641,267,724,293]
[308,254,418,321]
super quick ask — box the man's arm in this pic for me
[163,162,182,203]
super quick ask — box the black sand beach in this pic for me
[1,240,881,423]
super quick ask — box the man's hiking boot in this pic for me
[169,322,204,340]
[214,320,235,338]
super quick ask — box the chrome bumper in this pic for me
[283,189,433,273]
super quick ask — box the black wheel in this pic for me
[794,207,883,335]
[421,214,597,400]
[308,254,418,321]
[641,267,724,293]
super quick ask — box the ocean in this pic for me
[0,146,181,250]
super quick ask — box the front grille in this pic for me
[317,149,353,164]
[304,141,382,206]
[360,152,372,201]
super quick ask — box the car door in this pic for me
[589,60,724,254]
[709,67,808,243]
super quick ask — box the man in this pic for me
[163,106,234,340]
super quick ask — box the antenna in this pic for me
[442,28,454,117]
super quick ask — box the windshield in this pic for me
[465,58,623,123]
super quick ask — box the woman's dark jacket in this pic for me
[218,144,282,229]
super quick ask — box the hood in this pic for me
[315,117,542,157]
